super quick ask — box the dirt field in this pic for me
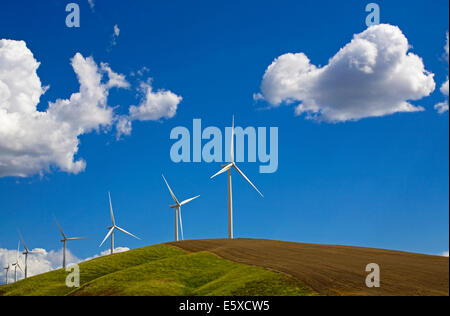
[169,238,449,296]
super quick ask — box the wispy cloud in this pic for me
[87,0,95,11]
[110,24,120,47]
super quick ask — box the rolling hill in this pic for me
[1,239,448,296]
[0,242,314,296]
[170,239,449,296]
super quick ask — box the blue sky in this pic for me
[0,0,448,273]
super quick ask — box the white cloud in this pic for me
[130,81,181,121]
[256,24,435,122]
[435,31,449,114]
[116,116,132,138]
[0,39,179,178]
[88,0,95,11]
[110,24,120,47]
[114,25,120,37]
[0,39,130,177]
[435,100,449,114]
[445,32,449,63]
[137,66,150,77]
[117,80,182,138]
[0,246,129,285]
[441,250,449,257]
[0,247,80,284]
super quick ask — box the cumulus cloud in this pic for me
[0,246,129,285]
[256,24,435,122]
[0,40,130,177]
[0,247,80,284]
[0,39,180,178]
[116,80,182,138]
[435,32,449,114]
[441,250,449,257]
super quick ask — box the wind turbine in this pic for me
[99,192,141,255]
[54,217,86,268]
[18,231,41,279]
[4,264,11,285]
[210,116,264,239]
[162,175,200,242]
[12,241,23,282]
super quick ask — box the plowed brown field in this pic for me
[169,238,449,296]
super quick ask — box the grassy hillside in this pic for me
[0,244,315,296]
[171,239,450,296]
[3,239,447,296]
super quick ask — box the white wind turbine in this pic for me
[162,175,200,242]
[4,264,11,285]
[54,217,86,268]
[99,192,141,255]
[12,241,23,282]
[18,231,42,279]
[210,116,264,239]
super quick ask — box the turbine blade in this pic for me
[233,164,264,197]
[231,116,235,162]
[179,207,184,241]
[17,230,28,252]
[210,163,233,179]
[28,251,44,255]
[115,226,141,240]
[66,237,87,241]
[99,227,114,247]
[16,240,20,260]
[162,174,179,204]
[180,195,200,206]
[108,192,116,226]
[53,216,66,239]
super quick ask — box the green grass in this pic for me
[0,244,316,296]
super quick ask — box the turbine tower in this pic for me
[18,231,41,279]
[4,264,11,285]
[99,192,141,255]
[162,175,200,242]
[54,217,86,268]
[210,116,264,239]
[12,241,23,282]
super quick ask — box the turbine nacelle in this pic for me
[162,174,200,241]
[211,162,264,198]
[12,262,23,271]
[17,230,43,278]
[54,215,86,267]
[22,250,42,255]
[54,216,87,242]
[210,116,264,239]
[98,192,140,254]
